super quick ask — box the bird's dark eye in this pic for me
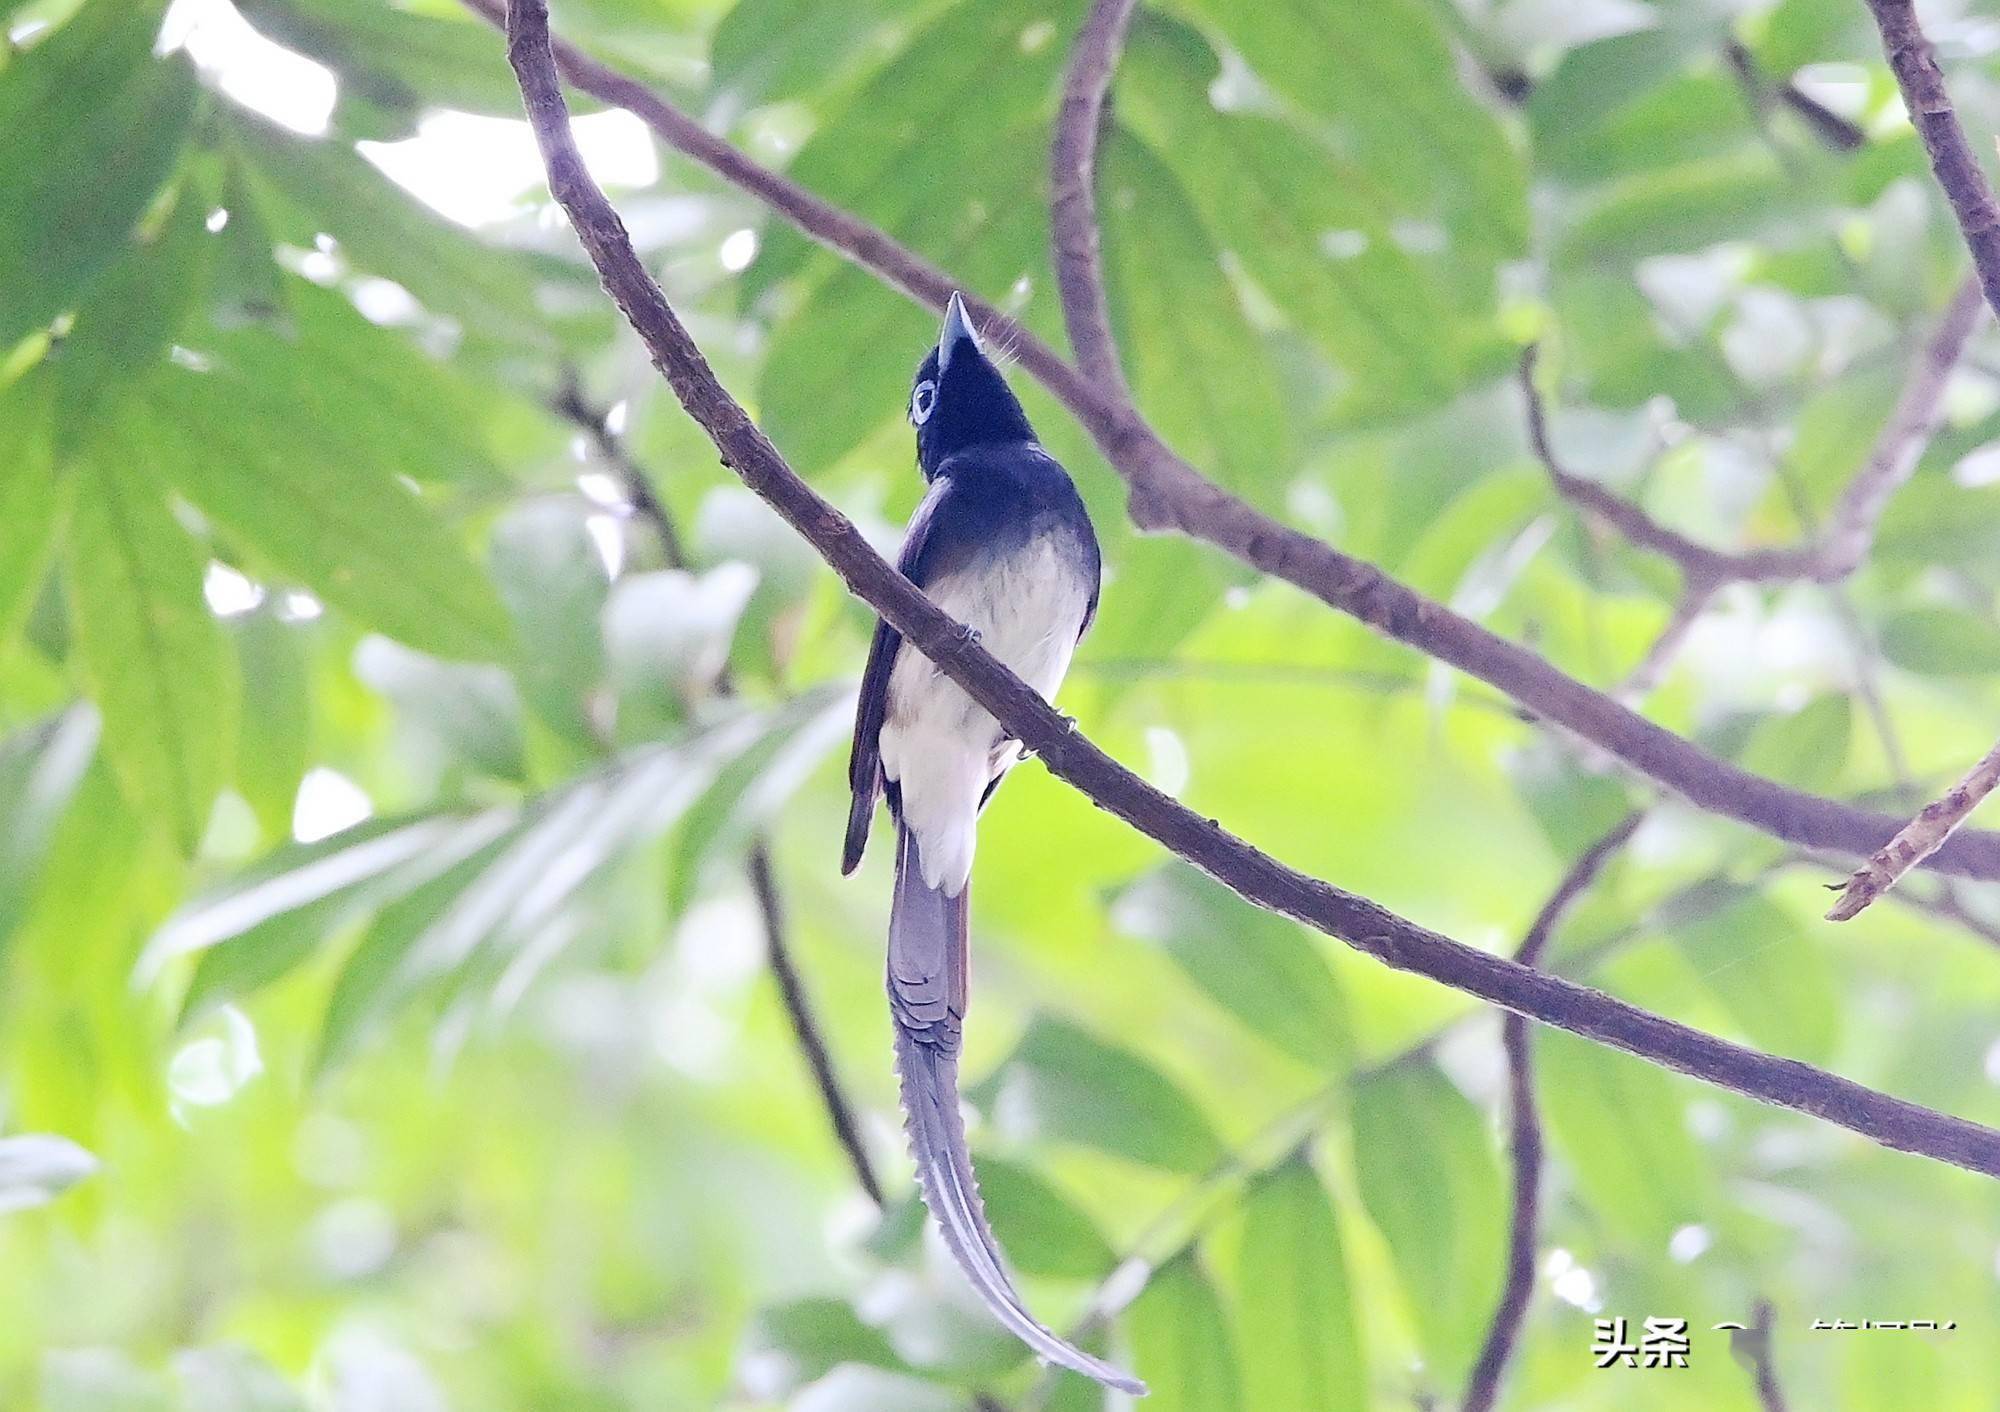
[911,379,938,426]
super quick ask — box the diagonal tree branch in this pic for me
[458,0,2000,882]
[502,0,2000,1184]
[1461,811,1643,1412]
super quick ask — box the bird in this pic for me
[843,293,1143,1395]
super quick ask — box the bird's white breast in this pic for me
[878,534,1091,894]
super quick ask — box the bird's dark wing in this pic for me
[842,612,899,874]
[843,479,968,874]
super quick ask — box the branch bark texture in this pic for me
[503,0,2000,1181]
[1866,0,2000,322]
[460,0,2000,882]
[1828,739,2000,921]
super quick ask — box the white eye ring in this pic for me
[911,379,938,425]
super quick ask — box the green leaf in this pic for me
[313,819,523,1074]
[63,426,237,854]
[229,607,311,839]
[156,811,515,1016]
[170,1347,308,1412]
[1127,1253,1240,1412]
[0,710,100,949]
[1670,890,1838,1063]
[39,1350,174,1412]
[969,1014,1223,1172]
[315,714,783,1066]
[1880,606,2000,677]
[1350,1062,1505,1385]
[1118,18,1464,413]
[708,0,939,109]
[602,565,760,739]
[0,374,62,651]
[236,0,525,121]
[744,0,1083,301]
[1537,70,1756,183]
[1233,1156,1364,1412]
[209,159,291,334]
[54,183,212,451]
[1180,0,1526,263]
[1099,131,1290,491]
[135,290,517,662]
[231,112,598,355]
[0,1133,98,1211]
[173,272,536,489]
[740,1298,910,1395]
[489,498,612,750]
[665,687,848,916]
[1561,149,1797,263]
[1735,694,1851,794]
[353,638,524,782]
[975,1156,1115,1280]
[1536,1028,1714,1249]
[1113,862,1350,1070]
[0,0,199,350]
[787,1367,959,1412]
[1078,534,1234,665]
[757,129,1052,475]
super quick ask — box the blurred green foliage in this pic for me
[4,0,2000,1407]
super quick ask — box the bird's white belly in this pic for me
[878,537,1089,893]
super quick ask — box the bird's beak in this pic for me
[937,291,981,374]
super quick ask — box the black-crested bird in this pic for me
[844,294,1141,1395]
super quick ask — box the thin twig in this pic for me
[559,376,882,1203]
[1828,739,2000,921]
[1521,282,1982,587]
[503,0,2000,1180]
[1461,811,1643,1412]
[1615,582,1716,705]
[1816,277,1985,575]
[1725,39,1867,153]
[748,840,884,1205]
[1731,1298,1790,1412]
[458,0,2000,882]
[551,374,688,567]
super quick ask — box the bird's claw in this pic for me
[957,623,982,645]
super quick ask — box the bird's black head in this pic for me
[910,292,1036,478]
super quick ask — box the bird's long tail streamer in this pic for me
[888,826,1145,1396]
